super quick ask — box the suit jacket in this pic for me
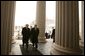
[22,27,30,39]
[51,29,55,37]
[31,28,39,43]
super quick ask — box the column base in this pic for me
[79,40,84,47]
[50,43,82,55]
[38,37,46,43]
[9,51,12,55]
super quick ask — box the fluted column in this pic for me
[51,1,82,55]
[1,1,15,55]
[8,1,16,55]
[79,1,84,47]
[1,2,7,54]
[36,1,46,42]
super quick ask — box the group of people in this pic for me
[22,24,55,49]
[45,27,55,42]
[22,24,39,49]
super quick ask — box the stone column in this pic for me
[1,1,7,54]
[36,1,46,42]
[79,1,84,47]
[8,1,16,55]
[1,1,15,55]
[51,1,82,55]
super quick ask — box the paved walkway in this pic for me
[11,38,84,55]
[11,39,53,55]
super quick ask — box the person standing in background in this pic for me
[51,27,55,42]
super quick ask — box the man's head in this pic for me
[25,24,29,28]
[34,25,37,28]
[30,26,32,28]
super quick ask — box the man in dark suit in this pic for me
[29,26,33,43]
[22,24,30,48]
[51,27,55,43]
[31,25,39,48]
[45,32,48,39]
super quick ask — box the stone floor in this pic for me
[10,38,84,55]
[11,38,53,55]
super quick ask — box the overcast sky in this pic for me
[15,1,81,26]
[15,1,56,26]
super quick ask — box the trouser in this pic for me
[53,36,55,42]
[33,42,38,48]
[22,37,29,48]
[23,41,28,48]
